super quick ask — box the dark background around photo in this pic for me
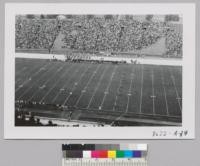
[0,0,199,166]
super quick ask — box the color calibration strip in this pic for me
[62,144,147,159]
[62,144,148,166]
[64,150,144,158]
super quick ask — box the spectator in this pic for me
[15,15,182,57]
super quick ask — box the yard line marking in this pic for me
[51,63,78,103]
[151,68,156,115]
[28,65,65,101]
[15,67,36,85]
[17,63,59,100]
[74,64,101,107]
[110,66,134,124]
[169,68,182,112]
[112,72,124,111]
[15,62,50,92]
[139,64,144,114]
[62,63,89,106]
[86,65,108,109]
[39,64,74,103]
[52,62,90,102]
[125,66,135,113]
[15,60,47,85]
[161,67,169,116]
[15,64,45,88]
[99,65,118,110]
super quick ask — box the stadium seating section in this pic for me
[15,15,182,57]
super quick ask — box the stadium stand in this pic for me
[15,15,183,57]
[14,15,183,126]
[16,16,59,52]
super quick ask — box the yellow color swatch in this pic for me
[108,151,116,158]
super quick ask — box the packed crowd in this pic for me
[15,15,183,57]
[61,16,163,52]
[165,27,182,57]
[15,17,59,52]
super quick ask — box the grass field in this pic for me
[15,58,182,126]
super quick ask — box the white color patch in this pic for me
[83,151,91,158]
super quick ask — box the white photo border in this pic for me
[4,3,195,139]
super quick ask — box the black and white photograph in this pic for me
[15,14,183,127]
[4,3,195,139]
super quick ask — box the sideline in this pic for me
[15,53,182,66]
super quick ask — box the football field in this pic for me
[15,58,182,126]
